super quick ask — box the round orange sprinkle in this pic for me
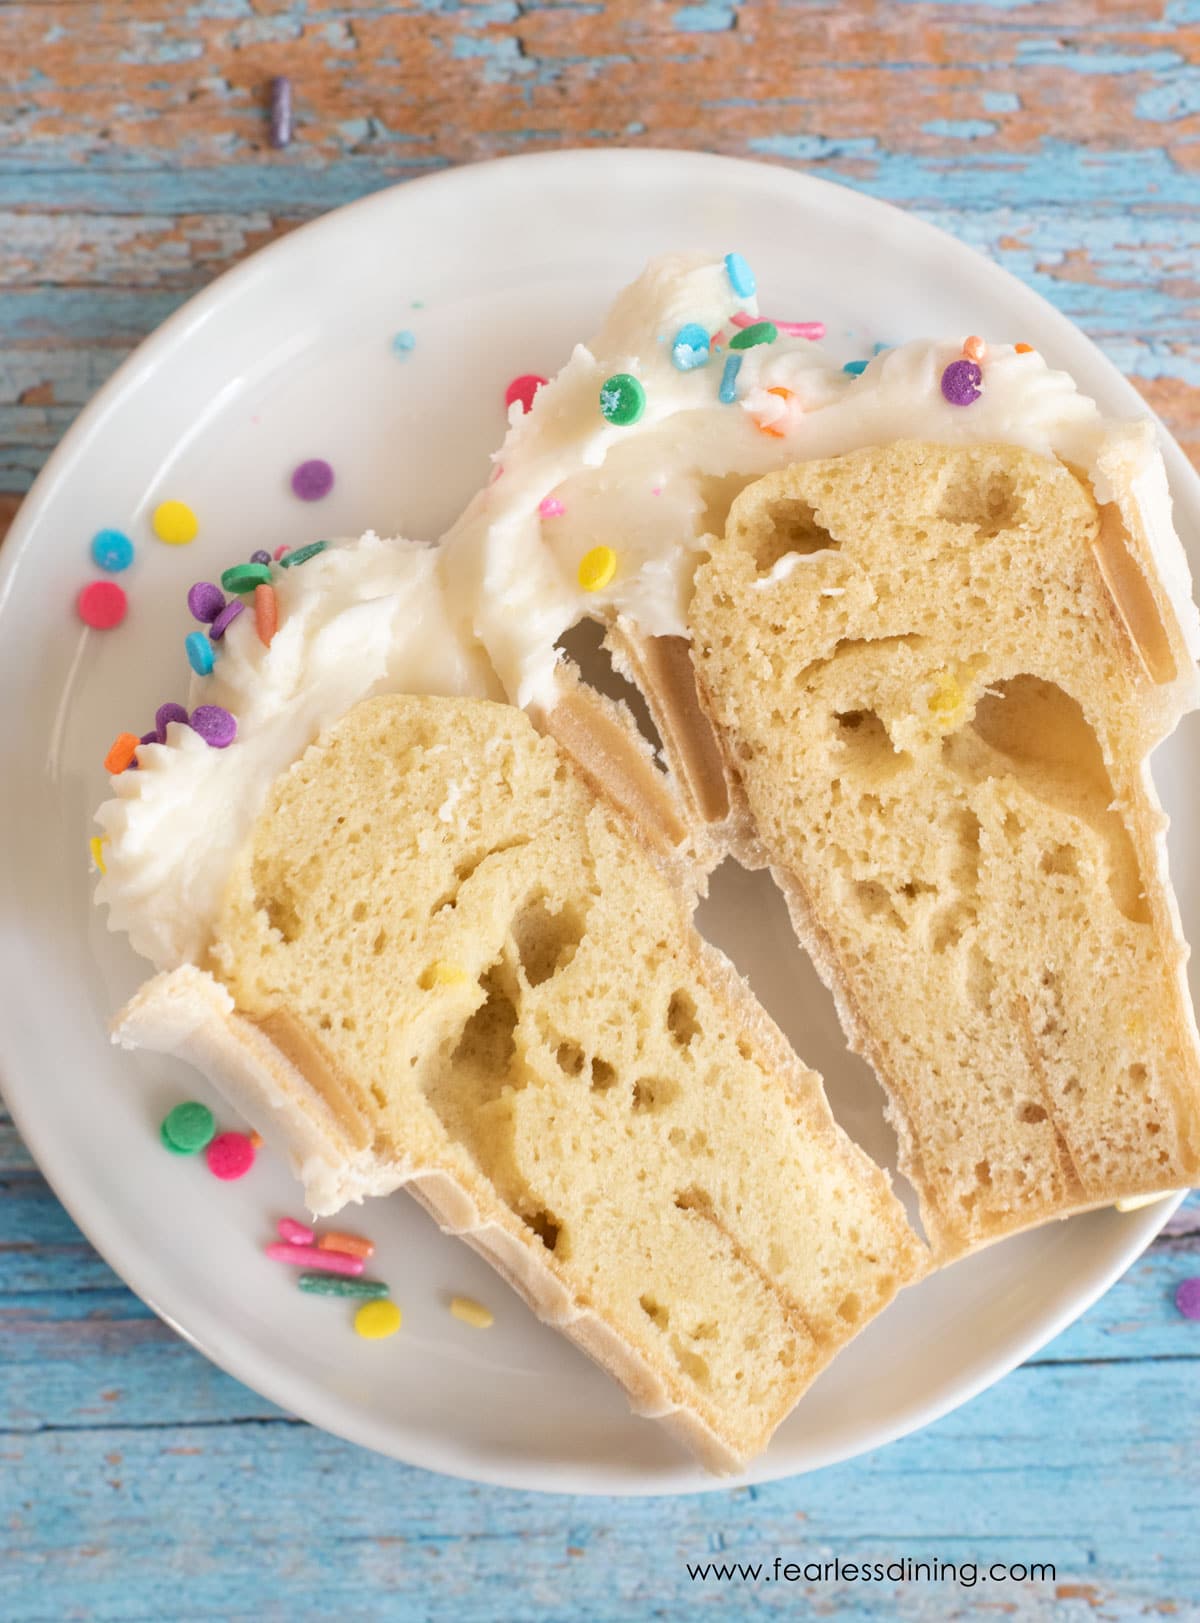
[962,335,987,363]
[248,1130,263,1150]
[756,386,795,438]
[1015,342,1034,354]
[254,583,278,648]
[104,732,140,774]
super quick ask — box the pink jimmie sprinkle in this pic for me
[265,1242,364,1277]
[651,486,662,496]
[278,1216,315,1246]
[538,496,565,518]
[731,311,825,341]
[274,545,291,562]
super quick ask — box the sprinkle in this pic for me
[161,1100,216,1155]
[599,372,645,426]
[248,1130,263,1149]
[187,582,225,623]
[155,702,188,742]
[278,540,327,569]
[190,704,237,748]
[269,75,293,148]
[152,500,198,545]
[450,1296,494,1329]
[209,599,245,640]
[274,544,291,561]
[1176,1277,1200,1320]
[185,631,215,675]
[89,835,106,875]
[538,496,566,519]
[755,386,795,439]
[730,312,824,341]
[77,580,127,630]
[207,1131,256,1180]
[139,731,157,748]
[670,323,711,371]
[578,545,617,593]
[250,549,272,566]
[842,359,869,376]
[928,672,964,717]
[420,961,469,988]
[291,458,335,502]
[392,329,417,357]
[940,358,982,407]
[255,583,278,647]
[1015,342,1034,355]
[278,1216,315,1245]
[355,1298,402,1336]
[318,1231,375,1260]
[91,529,134,572]
[302,1275,391,1303]
[962,334,987,363]
[104,732,140,774]
[504,373,547,414]
[265,1242,363,1276]
[222,562,272,594]
[718,353,742,404]
[724,251,756,298]
[729,320,778,352]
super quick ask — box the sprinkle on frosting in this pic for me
[104,733,140,774]
[154,702,189,742]
[538,496,566,519]
[729,320,778,352]
[724,251,756,298]
[578,545,617,593]
[599,372,646,426]
[185,631,215,675]
[255,582,278,647]
[505,373,547,414]
[221,562,272,594]
[190,704,237,748]
[962,335,988,363]
[278,540,327,569]
[718,352,742,403]
[671,323,711,371]
[187,582,225,623]
[209,599,244,640]
[940,358,983,407]
[89,835,106,874]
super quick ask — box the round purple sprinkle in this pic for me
[208,599,244,641]
[250,549,272,566]
[291,458,334,502]
[187,582,226,623]
[1176,1277,1200,1320]
[155,702,189,743]
[190,704,237,749]
[941,358,982,407]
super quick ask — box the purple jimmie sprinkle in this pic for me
[270,76,293,149]
[190,705,238,749]
[941,358,982,407]
[209,599,245,641]
[155,702,189,743]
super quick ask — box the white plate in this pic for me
[0,150,1194,1496]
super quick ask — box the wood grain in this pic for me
[3,3,1200,1617]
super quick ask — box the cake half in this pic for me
[690,440,1200,1258]
[114,693,926,1472]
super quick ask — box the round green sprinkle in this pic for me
[220,562,272,594]
[729,320,779,352]
[161,1100,216,1155]
[599,373,646,427]
[297,1272,390,1300]
[278,540,327,569]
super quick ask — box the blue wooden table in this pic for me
[3,3,1200,1617]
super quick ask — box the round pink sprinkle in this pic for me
[291,458,334,502]
[208,599,244,641]
[274,544,291,561]
[206,1131,256,1181]
[190,704,237,748]
[1176,1277,1200,1320]
[538,496,565,519]
[278,1216,315,1246]
[941,358,982,406]
[187,581,225,623]
[504,373,547,414]
[155,702,188,742]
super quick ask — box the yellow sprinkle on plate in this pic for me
[419,961,469,989]
[578,545,617,593]
[450,1295,494,1330]
[88,835,106,875]
[152,499,199,545]
[354,1299,402,1340]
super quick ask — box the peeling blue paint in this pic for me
[1014,40,1185,74]
[981,91,1021,113]
[450,34,533,83]
[674,2,742,31]
[922,119,997,140]
[748,134,880,162]
[1135,77,1200,122]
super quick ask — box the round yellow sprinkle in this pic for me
[420,961,469,989]
[450,1295,494,1329]
[354,1299,402,1340]
[577,545,617,593]
[89,835,106,875]
[152,499,199,545]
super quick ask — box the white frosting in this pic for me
[96,535,498,971]
[441,255,1200,707]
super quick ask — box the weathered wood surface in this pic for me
[3,2,1200,1618]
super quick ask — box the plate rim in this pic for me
[0,145,1190,1496]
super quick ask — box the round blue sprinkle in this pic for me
[185,631,215,676]
[671,323,711,372]
[91,528,134,573]
[392,330,416,356]
[724,251,756,299]
[843,359,869,376]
